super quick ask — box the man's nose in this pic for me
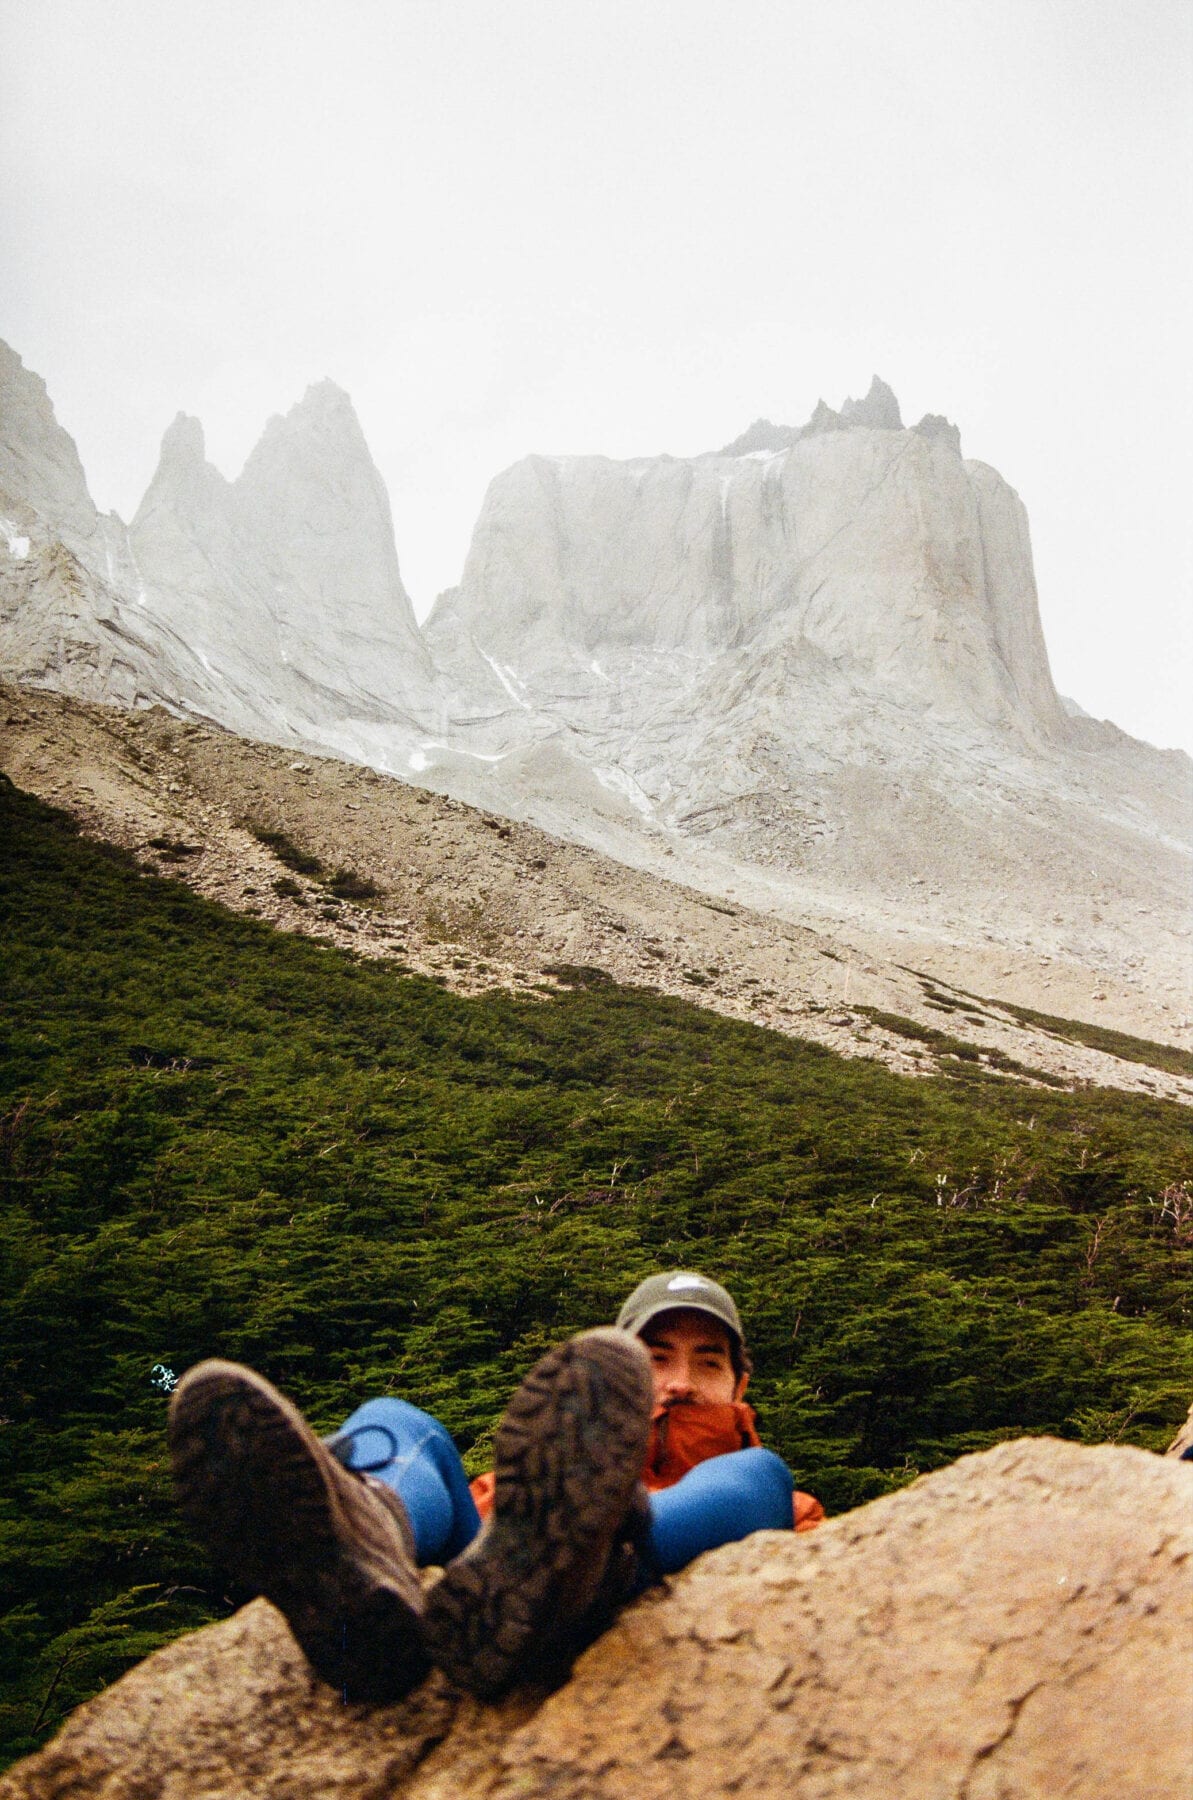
[662,1362,696,1397]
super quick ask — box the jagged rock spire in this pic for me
[839,374,903,430]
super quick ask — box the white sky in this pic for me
[2,0,1190,753]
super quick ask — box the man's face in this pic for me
[639,1307,746,1408]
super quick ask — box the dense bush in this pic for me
[1,778,1189,1763]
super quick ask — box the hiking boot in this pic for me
[422,1328,654,1698]
[168,1359,428,1702]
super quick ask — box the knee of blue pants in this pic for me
[645,1447,794,1577]
[334,1397,482,1565]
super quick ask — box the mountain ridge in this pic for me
[2,338,1189,1043]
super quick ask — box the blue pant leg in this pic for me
[334,1398,482,1565]
[645,1447,794,1576]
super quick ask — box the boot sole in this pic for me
[169,1359,427,1701]
[423,1329,653,1698]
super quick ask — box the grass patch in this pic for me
[992,1001,1193,1080]
[903,969,1191,1079]
[856,1008,1068,1087]
[247,825,382,907]
[541,964,615,989]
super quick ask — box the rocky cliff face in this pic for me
[130,382,434,724]
[0,346,238,718]
[4,1438,1190,1800]
[3,342,1189,1005]
[0,343,432,754]
[0,340,99,555]
[427,382,1065,744]
[421,385,1188,975]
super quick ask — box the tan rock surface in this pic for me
[1168,1402,1193,1460]
[5,1439,1190,1800]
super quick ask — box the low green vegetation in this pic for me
[246,822,383,906]
[856,1007,1068,1087]
[146,837,203,862]
[323,867,384,903]
[991,998,1193,1080]
[905,969,1193,1080]
[542,963,614,989]
[2,778,1191,1763]
[246,822,324,876]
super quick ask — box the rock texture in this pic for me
[130,383,435,727]
[719,376,909,455]
[0,342,432,757]
[0,341,101,555]
[428,410,1063,737]
[4,1438,1191,1799]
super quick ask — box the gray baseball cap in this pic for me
[616,1271,744,1348]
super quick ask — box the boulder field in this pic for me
[4,1437,1190,1800]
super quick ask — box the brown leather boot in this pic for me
[168,1359,428,1702]
[422,1328,653,1698]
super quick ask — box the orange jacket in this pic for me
[469,1399,825,1533]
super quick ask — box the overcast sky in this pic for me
[2,0,1190,752]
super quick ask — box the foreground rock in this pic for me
[5,1438,1190,1799]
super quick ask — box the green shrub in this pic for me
[147,838,203,860]
[541,964,614,988]
[246,825,323,877]
[324,868,383,903]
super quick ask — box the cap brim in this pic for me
[623,1299,743,1345]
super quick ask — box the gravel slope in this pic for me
[3,681,1189,1104]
